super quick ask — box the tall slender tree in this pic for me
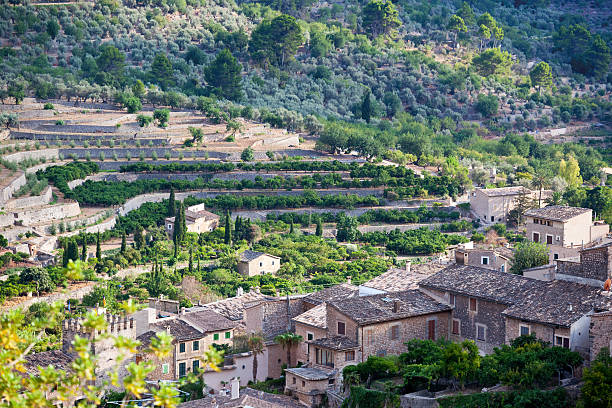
[361,89,372,123]
[188,247,193,273]
[224,210,232,245]
[120,232,127,253]
[80,235,87,261]
[96,231,101,260]
[315,218,323,237]
[168,188,176,217]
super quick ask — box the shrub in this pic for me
[43,103,54,110]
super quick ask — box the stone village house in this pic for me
[165,203,220,236]
[237,250,281,277]
[469,186,533,224]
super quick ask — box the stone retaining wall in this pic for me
[0,172,26,205]
[2,148,59,163]
[4,186,52,210]
[15,202,80,226]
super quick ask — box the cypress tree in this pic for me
[361,89,372,123]
[316,218,323,236]
[168,188,176,216]
[289,219,295,234]
[81,235,87,261]
[134,227,144,250]
[224,210,232,244]
[96,231,101,260]
[173,234,179,258]
[234,216,242,240]
[64,239,79,267]
[197,254,201,272]
[179,202,186,239]
[121,232,127,253]
[188,247,193,273]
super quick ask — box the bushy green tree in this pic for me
[447,15,467,47]
[150,53,175,90]
[530,62,553,94]
[123,96,142,114]
[472,48,513,76]
[204,49,242,101]
[579,348,612,408]
[241,147,254,162]
[20,267,54,293]
[475,94,499,117]
[153,109,170,128]
[361,0,401,38]
[510,241,549,274]
[249,14,304,67]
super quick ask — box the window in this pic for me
[337,322,346,335]
[449,293,456,306]
[452,319,460,335]
[225,331,231,339]
[293,377,296,385]
[367,330,373,345]
[307,332,314,341]
[547,221,552,227]
[162,364,169,374]
[272,261,275,265]
[345,351,355,361]
[481,256,489,265]
[259,262,263,267]
[533,218,538,223]
[192,359,200,373]
[546,235,553,245]
[302,381,305,387]
[213,333,219,341]
[427,320,436,340]
[178,362,186,378]
[533,232,540,243]
[476,324,486,341]
[490,216,494,222]
[500,264,505,273]
[555,336,570,349]
[520,325,530,336]
[391,325,400,340]
[167,224,172,229]
[192,340,199,351]
[469,298,477,312]
[556,236,560,242]
[554,253,559,260]
[315,348,333,367]
[179,343,185,353]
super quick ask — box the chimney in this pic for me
[180,307,185,315]
[405,261,411,273]
[230,377,240,400]
[393,300,400,313]
[346,276,352,285]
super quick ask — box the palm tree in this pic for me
[274,333,303,368]
[247,334,265,382]
[532,167,552,207]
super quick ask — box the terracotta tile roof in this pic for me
[182,309,237,333]
[308,335,360,351]
[293,303,327,329]
[304,283,359,306]
[362,263,445,292]
[524,206,591,222]
[185,209,220,221]
[329,290,452,325]
[23,350,73,375]
[419,264,545,304]
[477,186,530,197]
[136,330,158,348]
[179,388,303,408]
[285,367,331,381]
[503,280,612,327]
[150,318,203,342]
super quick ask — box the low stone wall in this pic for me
[0,172,26,205]
[2,148,59,163]
[59,147,218,160]
[62,216,117,237]
[15,202,80,226]
[4,186,52,210]
[0,213,13,228]
[12,131,168,146]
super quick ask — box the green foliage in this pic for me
[153,109,170,128]
[150,53,175,90]
[341,386,400,408]
[20,267,54,293]
[205,49,243,101]
[136,114,153,127]
[361,0,401,38]
[472,48,513,77]
[37,162,99,195]
[475,94,499,117]
[249,14,304,67]
[530,62,553,92]
[241,147,254,162]
[553,24,611,79]
[510,241,550,274]
[123,96,142,113]
[579,348,612,408]
[439,388,571,408]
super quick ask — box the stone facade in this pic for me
[589,311,612,361]
[455,248,511,273]
[423,288,508,354]
[285,369,329,407]
[14,201,80,226]
[505,317,570,347]
[469,187,530,224]
[238,252,281,277]
[577,245,612,282]
[294,321,327,365]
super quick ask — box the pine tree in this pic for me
[168,188,176,217]
[224,210,232,244]
[81,235,87,261]
[316,218,323,236]
[96,232,101,260]
[121,232,127,253]
[188,247,193,273]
